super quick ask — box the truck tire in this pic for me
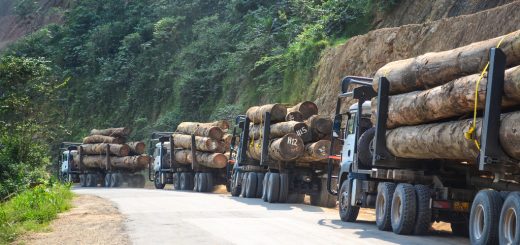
[230,171,241,197]
[205,173,213,193]
[262,172,271,202]
[180,172,189,190]
[391,183,417,235]
[256,173,265,198]
[499,192,520,245]
[357,127,375,169]
[339,179,360,222]
[278,173,289,203]
[105,173,112,188]
[193,173,199,191]
[241,173,248,197]
[136,174,146,188]
[414,185,432,235]
[310,178,336,208]
[245,172,258,198]
[80,174,87,187]
[470,190,503,245]
[197,173,207,192]
[154,172,165,189]
[86,174,96,187]
[451,221,469,237]
[376,182,396,231]
[267,173,280,203]
[173,172,181,190]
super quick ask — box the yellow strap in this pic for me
[464,32,513,150]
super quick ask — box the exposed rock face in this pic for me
[314,1,520,115]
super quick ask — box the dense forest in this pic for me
[0,0,397,196]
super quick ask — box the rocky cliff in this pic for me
[314,1,520,115]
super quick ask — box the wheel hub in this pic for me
[503,207,517,244]
[392,195,402,223]
[473,204,486,240]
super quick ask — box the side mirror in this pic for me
[332,114,343,137]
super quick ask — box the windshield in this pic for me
[347,112,356,135]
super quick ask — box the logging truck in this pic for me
[149,132,228,192]
[59,142,147,188]
[229,113,336,207]
[327,48,520,244]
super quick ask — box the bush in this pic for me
[0,182,73,243]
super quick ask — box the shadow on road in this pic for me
[225,195,327,212]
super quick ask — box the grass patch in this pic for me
[0,182,73,243]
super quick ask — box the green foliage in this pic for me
[4,0,383,142]
[0,182,73,243]
[13,0,37,18]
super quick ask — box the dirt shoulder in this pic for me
[18,194,130,245]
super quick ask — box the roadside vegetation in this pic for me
[0,182,73,243]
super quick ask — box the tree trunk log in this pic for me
[306,115,333,140]
[247,133,304,161]
[286,111,304,122]
[89,127,131,137]
[386,111,520,162]
[127,141,145,155]
[287,101,318,120]
[83,135,125,144]
[383,66,520,128]
[80,143,130,157]
[373,30,520,94]
[176,122,224,140]
[73,155,149,170]
[249,121,312,143]
[161,150,191,166]
[172,134,225,153]
[297,140,331,163]
[203,120,230,131]
[246,104,287,124]
[187,151,228,168]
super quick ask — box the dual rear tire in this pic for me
[194,172,213,193]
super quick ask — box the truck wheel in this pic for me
[154,172,165,189]
[86,174,96,187]
[470,190,503,245]
[278,173,289,203]
[339,179,360,222]
[245,172,258,198]
[451,221,469,237]
[310,178,336,208]
[357,127,375,169]
[172,173,180,190]
[499,192,520,245]
[240,173,248,197]
[267,173,280,203]
[230,171,241,197]
[79,174,87,187]
[376,182,396,231]
[105,173,112,188]
[114,173,123,187]
[391,183,417,235]
[136,174,146,188]
[198,173,208,192]
[262,172,271,202]
[180,172,188,190]
[205,173,213,192]
[255,173,265,198]
[414,185,432,235]
[193,173,199,191]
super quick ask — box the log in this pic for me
[373,30,520,94]
[187,151,228,168]
[306,115,333,140]
[127,141,146,155]
[89,127,131,137]
[297,140,331,163]
[223,134,233,152]
[176,122,224,140]
[247,133,304,161]
[73,155,149,170]
[172,134,225,153]
[249,121,312,143]
[161,149,191,166]
[246,104,287,124]
[286,111,304,122]
[83,135,125,144]
[383,66,520,128]
[287,101,318,120]
[80,143,130,157]
[386,111,520,162]
[203,120,230,130]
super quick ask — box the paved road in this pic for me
[74,188,469,245]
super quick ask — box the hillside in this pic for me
[1,0,518,142]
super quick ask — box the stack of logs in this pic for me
[167,121,231,169]
[371,30,520,163]
[74,127,150,170]
[246,101,333,163]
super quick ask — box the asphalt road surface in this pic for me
[74,188,469,245]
